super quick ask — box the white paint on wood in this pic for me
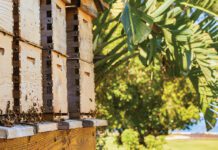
[0,125,35,139]
[78,9,94,63]
[19,0,41,45]
[0,0,13,34]
[35,122,58,133]
[0,33,13,114]
[20,42,43,113]
[52,0,67,54]
[79,61,95,113]
[52,51,68,113]
[58,120,83,130]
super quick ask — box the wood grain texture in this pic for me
[20,41,43,113]
[0,0,13,34]
[19,0,41,45]
[0,127,96,150]
[0,33,13,114]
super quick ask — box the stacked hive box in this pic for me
[12,0,43,114]
[66,3,96,119]
[0,0,14,115]
[40,0,70,118]
[0,0,43,121]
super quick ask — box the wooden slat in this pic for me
[0,127,96,150]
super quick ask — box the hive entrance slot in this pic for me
[85,72,90,77]
[57,64,62,70]
[27,56,36,64]
[0,48,5,55]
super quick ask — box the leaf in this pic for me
[179,0,218,17]
[121,3,153,49]
[151,0,175,18]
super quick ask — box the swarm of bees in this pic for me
[0,101,44,127]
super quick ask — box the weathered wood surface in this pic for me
[40,0,67,54]
[20,41,43,113]
[67,60,95,118]
[78,9,94,63]
[19,0,41,45]
[0,127,96,150]
[66,8,94,63]
[0,33,14,114]
[52,0,67,54]
[79,61,95,114]
[52,51,68,113]
[0,0,13,34]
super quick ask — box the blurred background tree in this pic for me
[96,57,200,142]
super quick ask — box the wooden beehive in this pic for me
[12,0,43,114]
[40,0,70,117]
[0,32,14,115]
[40,0,71,54]
[42,50,68,115]
[66,0,105,118]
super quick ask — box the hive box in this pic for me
[66,7,94,63]
[67,59,96,119]
[19,42,43,112]
[43,50,68,115]
[40,0,71,55]
[0,0,13,34]
[66,1,100,118]
[19,0,41,46]
[0,33,14,114]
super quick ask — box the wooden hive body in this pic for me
[40,0,68,54]
[41,0,70,116]
[19,42,43,113]
[66,0,101,118]
[42,50,68,115]
[12,0,43,114]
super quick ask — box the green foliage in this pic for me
[144,135,166,150]
[96,57,200,139]
[121,129,140,150]
[94,0,218,130]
